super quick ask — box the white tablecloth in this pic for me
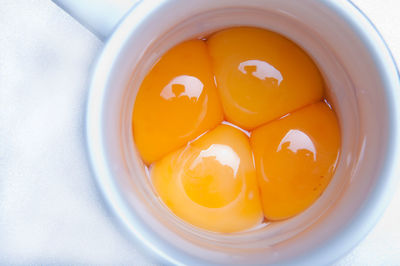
[1,0,399,264]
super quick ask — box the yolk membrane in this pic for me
[133,40,223,164]
[151,124,263,233]
[250,102,340,220]
[207,27,324,130]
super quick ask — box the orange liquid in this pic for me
[132,27,340,233]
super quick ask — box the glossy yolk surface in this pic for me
[207,27,324,130]
[151,124,263,233]
[133,40,223,164]
[250,102,340,220]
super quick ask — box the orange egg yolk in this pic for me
[151,124,263,233]
[132,27,341,233]
[250,102,340,220]
[207,27,324,130]
[133,40,223,164]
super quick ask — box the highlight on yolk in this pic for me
[250,102,340,220]
[133,40,223,164]
[151,124,263,233]
[207,27,324,130]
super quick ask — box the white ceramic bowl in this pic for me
[54,0,400,264]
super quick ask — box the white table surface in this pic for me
[1,0,399,265]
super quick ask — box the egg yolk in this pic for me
[151,124,263,233]
[133,27,341,233]
[250,102,340,220]
[133,40,223,164]
[207,27,324,130]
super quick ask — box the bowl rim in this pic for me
[85,0,400,264]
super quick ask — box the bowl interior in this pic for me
[87,0,395,264]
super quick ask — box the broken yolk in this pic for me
[133,40,223,164]
[207,27,324,130]
[250,102,340,220]
[151,124,263,233]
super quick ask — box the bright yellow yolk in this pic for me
[133,40,223,164]
[250,102,340,220]
[151,124,263,233]
[207,27,324,130]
